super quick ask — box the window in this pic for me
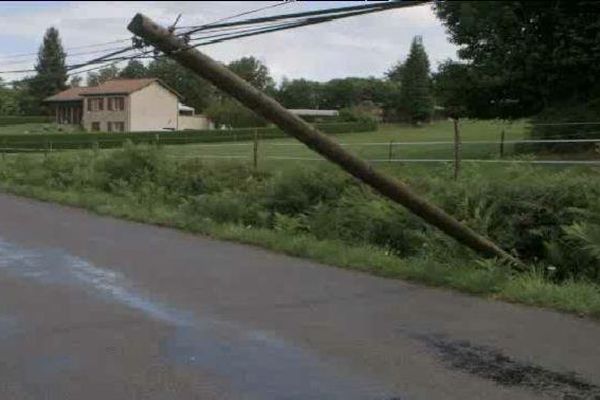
[91,122,101,132]
[88,98,104,112]
[108,121,124,132]
[108,97,125,111]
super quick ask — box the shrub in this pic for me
[0,116,53,126]
[523,98,600,153]
[338,106,378,125]
[94,142,163,190]
[263,167,348,215]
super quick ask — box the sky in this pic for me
[0,1,459,85]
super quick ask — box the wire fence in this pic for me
[2,122,600,176]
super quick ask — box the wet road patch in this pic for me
[0,314,18,340]
[417,333,600,399]
[162,325,398,400]
[0,236,402,400]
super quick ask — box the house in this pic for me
[288,109,339,123]
[288,109,339,118]
[44,78,212,132]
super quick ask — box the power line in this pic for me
[0,1,420,85]
[0,38,131,60]
[0,45,139,67]
[103,1,426,65]
[0,2,295,74]
[180,1,423,35]
[176,1,292,34]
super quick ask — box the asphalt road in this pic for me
[0,193,599,400]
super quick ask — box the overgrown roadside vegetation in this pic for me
[1,143,599,317]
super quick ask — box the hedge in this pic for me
[0,121,377,152]
[0,116,54,127]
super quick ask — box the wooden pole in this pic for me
[253,128,259,170]
[388,141,393,163]
[453,118,460,180]
[128,14,520,265]
[500,129,505,158]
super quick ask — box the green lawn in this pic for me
[162,119,529,163]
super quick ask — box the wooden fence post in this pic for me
[453,118,461,180]
[499,129,505,158]
[388,141,393,163]
[253,128,259,170]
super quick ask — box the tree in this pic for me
[0,79,20,115]
[385,60,405,82]
[28,27,67,114]
[69,76,83,88]
[204,97,266,128]
[433,60,507,118]
[398,36,433,123]
[228,56,275,93]
[146,58,215,112]
[120,60,147,79]
[277,78,322,109]
[435,1,600,118]
[87,64,120,86]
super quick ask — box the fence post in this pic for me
[499,129,505,158]
[155,133,160,146]
[388,141,393,163]
[453,118,461,180]
[253,128,259,170]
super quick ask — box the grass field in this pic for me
[162,119,529,163]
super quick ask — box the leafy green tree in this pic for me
[385,60,405,82]
[277,78,322,109]
[0,79,20,115]
[204,97,266,128]
[399,36,433,123]
[146,58,215,112]
[228,56,275,93]
[435,1,600,117]
[87,64,120,87]
[119,60,147,79]
[433,60,501,119]
[28,27,67,114]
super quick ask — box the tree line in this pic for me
[3,1,598,140]
[0,27,435,127]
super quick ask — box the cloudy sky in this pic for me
[0,1,459,84]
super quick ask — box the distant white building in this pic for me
[288,109,339,117]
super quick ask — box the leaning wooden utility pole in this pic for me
[128,14,521,266]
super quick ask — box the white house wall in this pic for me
[129,82,178,132]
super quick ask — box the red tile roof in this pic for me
[44,86,93,102]
[44,78,182,102]
[81,78,160,96]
